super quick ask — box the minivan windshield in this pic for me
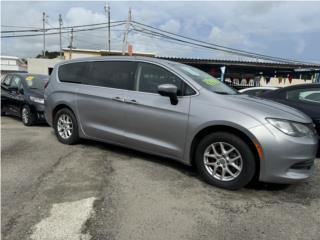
[172,63,238,95]
[24,75,48,89]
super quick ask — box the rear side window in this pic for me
[86,61,137,90]
[58,62,89,83]
[286,88,320,103]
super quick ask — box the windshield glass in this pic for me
[172,63,238,95]
[24,75,48,89]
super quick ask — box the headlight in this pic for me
[266,118,315,137]
[30,96,44,104]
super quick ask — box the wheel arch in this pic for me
[189,124,262,180]
[52,103,75,121]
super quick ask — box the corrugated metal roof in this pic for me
[157,56,320,68]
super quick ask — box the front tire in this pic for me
[54,108,79,144]
[21,105,36,126]
[195,132,256,190]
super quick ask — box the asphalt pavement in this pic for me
[1,116,320,240]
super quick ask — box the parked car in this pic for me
[1,73,48,126]
[260,83,320,154]
[239,86,279,96]
[44,57,318,190]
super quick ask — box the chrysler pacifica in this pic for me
[44,57,318,190]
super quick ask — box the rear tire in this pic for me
[21,105,36,126]
[195,132,256,190]
[54,108,79,144]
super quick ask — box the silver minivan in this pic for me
[45,57,318,190]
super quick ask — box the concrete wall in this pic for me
[27,58,63,75]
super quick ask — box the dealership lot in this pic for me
[1,116,320,240]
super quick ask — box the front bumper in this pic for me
[250,123,318,184]
[32,103,46,122]
[36,111,46,121]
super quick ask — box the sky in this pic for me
[1,1,320,63]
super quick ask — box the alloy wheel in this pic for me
[22,107,29,124]
[203,142,243,181]
[57,114,73,139]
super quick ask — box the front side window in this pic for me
[136,62,194,96]
[286,88,320,103]
[87,61,137,90]
[172,63,238,95]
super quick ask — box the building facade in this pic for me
[159,56,320,89]
[1,56,27,76]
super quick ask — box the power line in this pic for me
[131,21,314,65]
[1,20,126,34]
[1,25,40,29]
[131,27,217,54]
[1,22,126,38]
[132,26,273,61]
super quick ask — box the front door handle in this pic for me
[112,96,125,102]
[125,99,139,105]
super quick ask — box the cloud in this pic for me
[295,39,306,54]
[1,1,320,61]
[65,7,107,25]
[160,19,181,34]
[208,26,248,47]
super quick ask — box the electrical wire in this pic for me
[131,21,315,65]
[2,18,318,65]
[1,20,126,33]
[1,22,126,38]
[131,27,221,55]
[131,26,281,63]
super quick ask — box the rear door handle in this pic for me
[112,96,125,102]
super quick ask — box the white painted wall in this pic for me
[1,56,27,74]
[27,58,63,75]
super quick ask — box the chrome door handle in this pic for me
[125,99,139,105]
[112,96,125,102]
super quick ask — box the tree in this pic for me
[36,51,61,59]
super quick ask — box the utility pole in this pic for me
[69,28,73,60]
[122,7,131,55]
[104,2,111,53]
[42,12,46,57]
[59,14,63,58]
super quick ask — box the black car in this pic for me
[260,83,320,146]
[1,73,48,126]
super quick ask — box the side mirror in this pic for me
[158,84,178,105]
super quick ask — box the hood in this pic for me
[222,94,312,124]
[27,88,44,98]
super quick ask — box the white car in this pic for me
[239,87,279,96]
